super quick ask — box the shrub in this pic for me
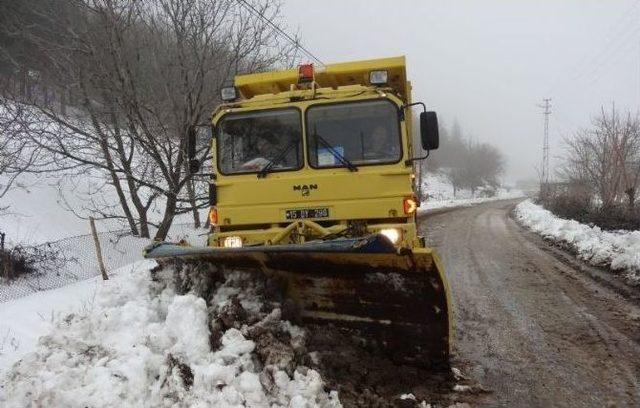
[539,192,640,231]
[0,242,66,282]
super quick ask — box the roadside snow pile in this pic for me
[419,191,524,212]
[515,199,640,284]
[0,261,341,407]
[420,172,524,212]
[421,172,462,202]
[0,268,108,378]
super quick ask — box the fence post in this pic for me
[89,218,109,280]
[0,232,7,281]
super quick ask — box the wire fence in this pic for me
[0,223,202,303]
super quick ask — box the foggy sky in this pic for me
[281,0,640,182]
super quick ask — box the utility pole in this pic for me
[539,98,552,196]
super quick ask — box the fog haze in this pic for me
[282,0,640,182]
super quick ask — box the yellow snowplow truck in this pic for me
[145,56,452,367]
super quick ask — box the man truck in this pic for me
[145,56,452,366]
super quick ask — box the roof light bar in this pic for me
[298,63,314,83]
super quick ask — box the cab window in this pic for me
[306,100,402,168]
[217,108,303,175]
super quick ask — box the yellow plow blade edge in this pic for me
[145,243,452,367]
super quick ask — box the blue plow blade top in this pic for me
[144,233,398,259]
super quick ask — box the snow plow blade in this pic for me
[144,234,451,367]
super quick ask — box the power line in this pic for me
[543,3,640,154]
[546,0,640,97]
[569,4,640,82]
[581,25,640,86]
[236,0,325,67]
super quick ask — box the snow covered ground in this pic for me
[0,260,341,407]
[0,160,208,301]
[419,172,525,213]
[1,175,109,245]
[0,265,123,378]
[515,199,640,284]
[0,172,207,246]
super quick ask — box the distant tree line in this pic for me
[425,119,506,196]
[0,0,296,240]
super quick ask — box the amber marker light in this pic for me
[403,197,418,215]
[209,207,218,225]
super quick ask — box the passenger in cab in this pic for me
[365,125,399,161]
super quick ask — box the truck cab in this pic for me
[194,56,439,249]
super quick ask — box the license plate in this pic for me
[285,207,330,220]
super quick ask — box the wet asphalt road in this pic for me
[419,199,640,407]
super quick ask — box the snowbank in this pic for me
[515,199,640,284]
[0,267,110,378]
[419,192,525,212]
[0,261,341,407]
[419,172,524,212]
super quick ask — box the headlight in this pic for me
[379,228,400,244]
[223,236,243,248]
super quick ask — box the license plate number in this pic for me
[285,207,329,220]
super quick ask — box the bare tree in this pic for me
[613,112,640,209]
[0,100,42,213]
[560,105,640,210]
[1,0,297,239]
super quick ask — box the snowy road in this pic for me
[420,199,640,407]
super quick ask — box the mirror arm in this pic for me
[402,101,427,113]
[404,150,430,166]
[403,101,430,165]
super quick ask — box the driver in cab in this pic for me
[241,132,278,171]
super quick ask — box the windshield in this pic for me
[306,100,402,168]
[217,108,303,175]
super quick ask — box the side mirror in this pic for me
[187,124,213,175]
[186,125,201,174]
[420,111,439,150]
[189,158,201,175]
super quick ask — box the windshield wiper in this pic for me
[257,139,300,178]
[313,132,358,172]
